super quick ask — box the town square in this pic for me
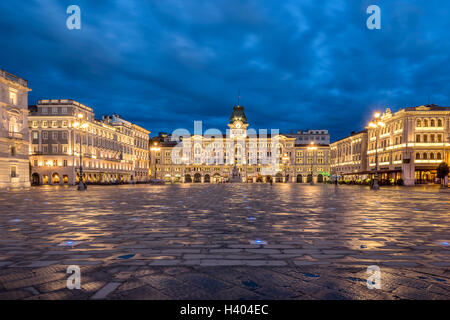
[1,1,450,306]
[0,183,448,299]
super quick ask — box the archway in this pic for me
[213,173,221,183]
[296,174,303,183]
[307,174,313,183]
[275,173,283,183]
[204,174,210,183]
[164,174,171,183]
[63,175,69,184]
[31,173,40,185]
[194,173,201,183]
[266,175,272,183]
[43,175,49,184]
[256,174,263,183]
[317,174,323,183]
[174,174,181,183]
[185,174,192,183]
[52,173,60,184]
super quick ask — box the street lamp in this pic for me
[73,113,88,191]
[150,142,161,180]
[307,141,317,185]
[282,153,290,183]
[368,112,385,190]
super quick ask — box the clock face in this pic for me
[235,122,241,128]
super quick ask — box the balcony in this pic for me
[7,131,23,139]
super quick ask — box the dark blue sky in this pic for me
[1,0,449,141]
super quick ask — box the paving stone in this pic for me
[0,184,448,299]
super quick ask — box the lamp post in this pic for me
[307,141,317,185]
[282,153,290,183]
[150,142,161,180]
[73,113,88,191]
[368,112,385,190]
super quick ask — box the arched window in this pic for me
[430,153,435,160]
[438,119,443,127]
[424,119,429,127]
[416,153,420,159]
[437,152,442,160]
[9,117,18,133]
[416,119,422,127]
[431,119,435,127]
[423,153,428,160]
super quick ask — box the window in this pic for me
[10,166,17,178]
[423,135,428,143]
[423,153,428,160]
[424,119,429,127]
[43,131,48,140]
[34,160,38,167]
[438,119,443,127]
[437,153,442,160]
[43,145,48,153]
[431,119,435,127]
[53,160,58,166]
[52,132,58,139]
[52,145,58,153]
[62,132,67,140]
[62,107,67,114]
[32,121,38,128]
[63,160,68,167]
[52,107,58,114]
[416,153,420,159]
[10,146,16,156]
[62,121,67,127]
[52,121,57,128]
[9,117,18,133]
[43,121,48,128]
[63,145,68,153]
[9,90,18,105]
[42,107,48,114]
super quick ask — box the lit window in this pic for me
[9,90,17,105]
[10,166,17,178]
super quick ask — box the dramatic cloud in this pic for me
[0,0,449,140]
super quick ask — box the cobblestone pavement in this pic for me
[0,184,449,299]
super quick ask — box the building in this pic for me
[0,69,31,188]
[291,129,330,145]
[330,130,368,181]
[28,100,150,185]
[150,103,330,183]
[366,105,450,186]
[132,123,151,182]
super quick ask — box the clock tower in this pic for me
[228,103,249,138]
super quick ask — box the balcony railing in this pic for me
[7,131,23,139]
[0,69,28,87]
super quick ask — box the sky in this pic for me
[0,0,449,141]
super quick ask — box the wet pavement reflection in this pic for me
[0,184,448,299]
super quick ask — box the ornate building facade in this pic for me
[0,69,31,188]
[330,104,450,185]
[150,104,330,183]
[366,105,450,185]
[330,130,368,180]
[28,100,150,185]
